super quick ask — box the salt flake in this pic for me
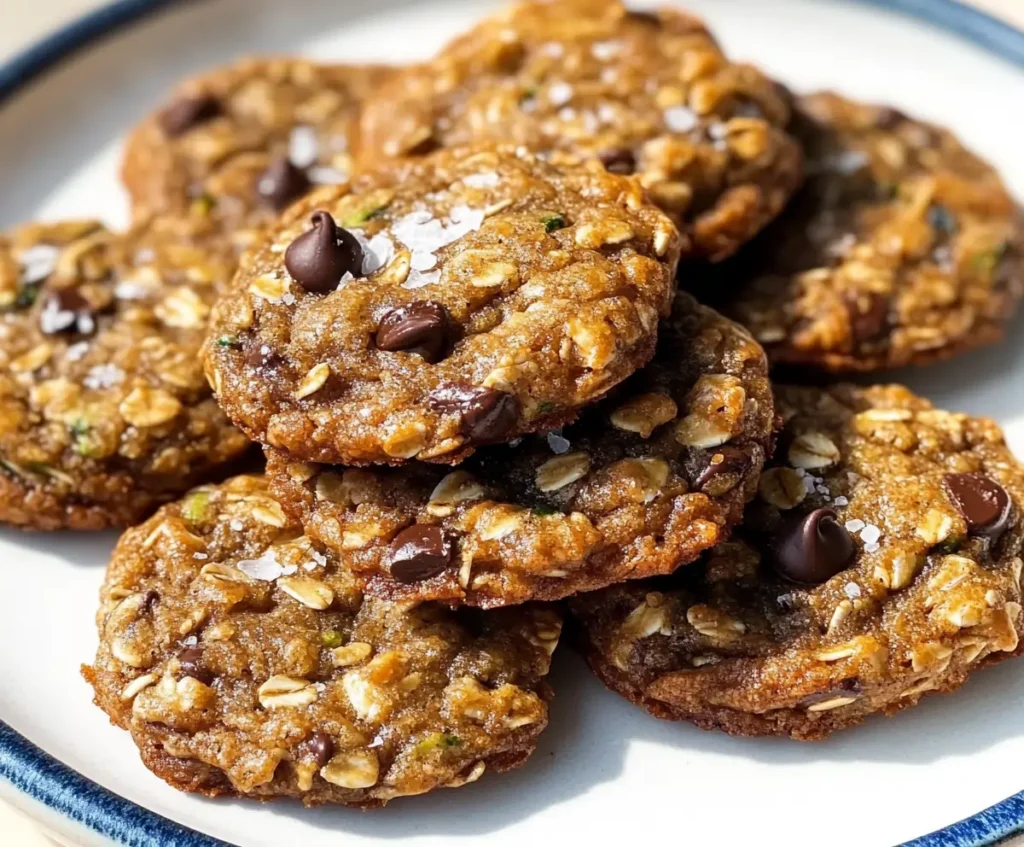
[663,105,698,133]
[844,519,866,533]
[548,82,574,106]
[463,172,500,189]
[547,431,571,454]
[19,244,60,285]
[289,125,319,168]
[83,364,124,390]
[237,551,285,581]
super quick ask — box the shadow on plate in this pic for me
[0,527,118,567]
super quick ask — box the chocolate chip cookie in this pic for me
[358,0,802,260]
[205,143,683,467]
[84,475,560,805]
[0,220,250,530]
[267,292,773,608]
[122,58,392,250]
[571,384,1024,739]
[729,92,1024,372]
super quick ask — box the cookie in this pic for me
[204,143,683,467]
[122,58,392,250]
[267,291,773,608]
[729,92,1024,372]
[571,384,1024,740]
[0,220,250,530]
[357,0,802,261]
[84,475,560,806]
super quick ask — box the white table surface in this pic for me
[0,0,1022,845]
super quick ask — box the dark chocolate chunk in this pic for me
[429,385,520,444]
[389,525,452,583]
[284,210,363,294]
[772,508,855,584]
[160,94,221,137]
[943,473,1012,543]
[376,301,450,363]
[258,155,311,211]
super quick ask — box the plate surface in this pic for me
[1,1,1024,845]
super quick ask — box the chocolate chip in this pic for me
[598,148,637,175]
[258,155,311,211]
[141,589,160,611]
[943,473,1012,543]
[695,445,750,496]
[160,94,221,137]
[177,646,214,685]
[246,342,282,371]
[376,301,450,363]
[389,525,452,583]
[284,210,363,294]
[429,385,520,445]
[772,508,855,584]
[39,289,96,336]
[844,291,889,344]
[305,731,334,768]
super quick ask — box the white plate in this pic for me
[1,1,1023,845]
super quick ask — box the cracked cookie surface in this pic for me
[0,220,249,530]
[267,292,773,608]
[122,58,392,249]
[85,474,560,806]
[205,143,682,467]
[729,92,1024,372]
[571,384,1024,739]
[357,0,802,261]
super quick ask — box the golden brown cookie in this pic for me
[358,0,802,260]
[571,384,1024,739]
[122,58,392,250]
[267,292,773,608]
[85,475,561,806]
[204,143,682,467]
[729,92,1023,372]
[0,220,249,530]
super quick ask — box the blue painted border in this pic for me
[0,723,226,847]
[0,0,1022,845]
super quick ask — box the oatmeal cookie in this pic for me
[84,474,560,806]
[0,220,250,530]
[571,384,1024,739]
[122,58,392,250]
[729,92,1024,372]
[357,0,802,260]
[205,143,683,467]
[267,292,773,608]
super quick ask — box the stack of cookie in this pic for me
[3,0,1021,807]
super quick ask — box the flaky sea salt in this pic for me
[663,105,698,133]
[463,172,500,189]
[844,518,866,533]
[65,341,90,362]
[547,431,571,454]
[237,551,285,581]
[548,82,574,106]
[591,40,622,61]
[289,125,319,168]
[844,582,862,599]
[860,524,882,545]
[83,364,123,390]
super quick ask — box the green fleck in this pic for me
[541,214,567,234]
[190,194,215,218]
[537,401,556,414]
[341,203,389,228]
[933,535,965,556]
[532,504,558,517]
[873,181,899,202]
[181,491,211,523]
[971,242,1009,276]
[414,733,463,755]
[216,335,240,348]
[69,420,97,457]
[14,282,41,309]
[519,86,539,105]
[321,630,343,648]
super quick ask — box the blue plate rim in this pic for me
[0,0,1022,845]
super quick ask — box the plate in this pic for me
[1,1,1023,845]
